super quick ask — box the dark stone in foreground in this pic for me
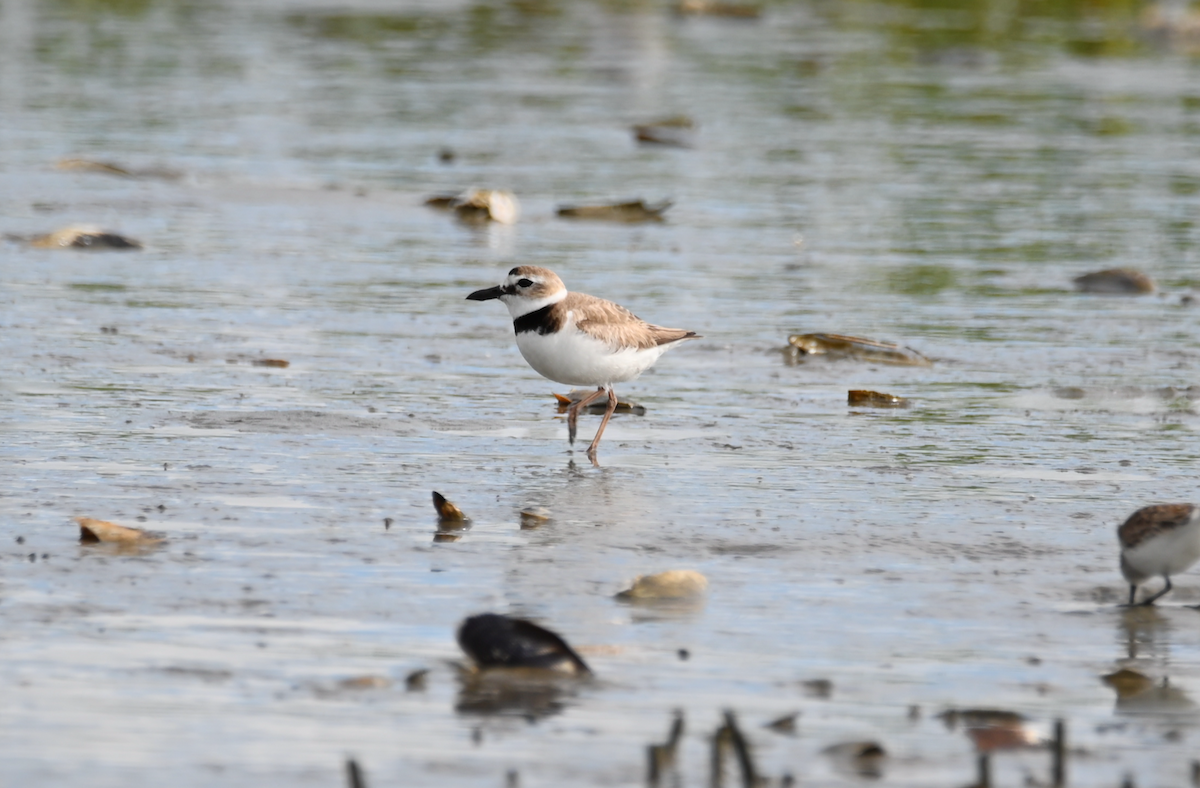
[457,613,591,675]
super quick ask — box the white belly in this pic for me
[1122,517,1200,582]
[515,328,667,386]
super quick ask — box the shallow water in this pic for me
[2,0,1200,785]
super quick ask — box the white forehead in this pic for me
[506,271,545,283]
[502,267,565,292]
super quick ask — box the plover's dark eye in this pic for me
[517,278,534,288]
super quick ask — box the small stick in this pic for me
[649,710,684,785]
[666,709,685,754]
[1051,719,1066,787]
[976,753,991,788]
[647,744,664,786]
[723,710,758,788]
[345,758,366,788]
[710,723,731,788]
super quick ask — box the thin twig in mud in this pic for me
[345,758,366,788]
[667,709,685,753]
[1051,719,1066,787]
[723,710,758,788]
[649,710,686,785]
[710,722,731,788]
[648,745,666,785]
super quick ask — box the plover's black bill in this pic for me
[466,285,504,301]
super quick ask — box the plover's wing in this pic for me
[568,292,698,350]
[1119,504,1198,549]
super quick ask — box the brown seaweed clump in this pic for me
[556,199,672,223]
[788,333,932,366]
[553,390,645,415]
[1073,268,1155,294]
[56,158,182,180]
[675,0,761,18]
[56,158,135,177]
[848,390,910,408]
[632,116,696,148]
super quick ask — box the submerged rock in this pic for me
[75,516,163,545]
[801,678,833,698]
[1073,268,1155,294]
[616,570,708,600]
[55,157,183,180]
[335,675,393,691]
[55,158,135,177]
[456,613,591,675]
[1103,666,1194,711]
[405,668,429,691]
[764,711,799,734]
[848,389,910,408]
[432,491,470,525]
[425,188,519,224]
[822,741,887,778]
[1102,668,1154,699]
[554,390,645,415]
[14,225,142,250]
[675,0,761,17]
[787,333,932,366]
[556,199,672,223]
[632,116,696,148]
[519,507,551,529]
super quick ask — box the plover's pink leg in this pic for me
[586,387,619,459]
[566,387,605,445]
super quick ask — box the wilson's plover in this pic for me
[1118,503,1200,605]
[467,266,699,460]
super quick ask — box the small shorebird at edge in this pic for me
[467,265,700,461]
[1118,503,1200,606]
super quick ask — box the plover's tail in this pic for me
[652,328,701,347]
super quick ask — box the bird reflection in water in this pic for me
[1107,607,1196,715]
[454,613,592,721]
[455,668,581,720]
[1116,605,1170,662]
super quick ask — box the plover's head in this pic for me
[466,265,567,317]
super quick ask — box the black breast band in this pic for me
[513,304,557,335]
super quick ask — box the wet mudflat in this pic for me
[2,0,1200,785]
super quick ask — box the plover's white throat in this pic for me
[467,265,699,460]
[1118,503,1200,606]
